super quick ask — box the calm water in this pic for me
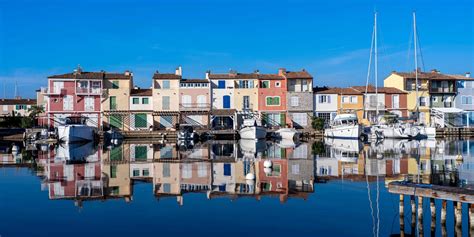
[1,139,473,236]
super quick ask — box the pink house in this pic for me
[179,79,211,128]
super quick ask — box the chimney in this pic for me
[175,66,182,76]
[205,70,210,79]
[254,69,260,74]
[134,85,139,89]
[278,68,286,76]
[15,96,21,100]
[466,72,471,78]
[124,70,131,76]
[229,69,237,76]
[74,64,82,74]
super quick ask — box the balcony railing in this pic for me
[364,102,385,110]
[40,87,67,95]
[76,87,102,95]
[180,103,211,111]
[430,87,455,93]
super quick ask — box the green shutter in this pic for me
[274,97,280,105]
[135,146,147,161]
[110,146,123,161]
[266,97,272,105]
[112,81,119,89]
[110,165,117,178]
[132,98,139,104]
[134,113,147,128]
[280,113,286,126]
[142,98,149,104]
[110,96,117,110]
[110,114,122,129]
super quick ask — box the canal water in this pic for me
[0,139,473,236]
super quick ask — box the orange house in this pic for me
[258,72,288,128]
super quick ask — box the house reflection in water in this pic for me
[26,140,315,207]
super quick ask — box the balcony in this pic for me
[364,102,385,111]
[41,87,66,95]
[76,87,102,95]
[180,103,211,111]
[430,87,455,93]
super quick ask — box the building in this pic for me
[283,69,313,129]
[0,97,36,116]
[207,71,238,130]
[129,88,153,130]
[258,71,288,128]
[45,66,133,129]
[314,87,364,123]
[313,87,338,124]
[152,67,182,130]
[101,70,134,130]
[179,79,211,128]
[454,73,474,127]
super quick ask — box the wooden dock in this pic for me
[388,181,474,236]
[436,127,474,138]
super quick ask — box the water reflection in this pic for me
[2,139,474,236]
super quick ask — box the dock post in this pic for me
[417,196,423,237]
[400,195,405,236]
[411,196,416,229]
[441,200,447,225]
[455,201,462,236]
[430,198,436,234]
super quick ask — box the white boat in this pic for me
[324,114,362,139]
[239,118,267,140]
[274,127,300,141]
[239,139,266,159]
[373,123,422,139]
[177,125,198,140]
[58,124,95,143]
[418,126,436,139]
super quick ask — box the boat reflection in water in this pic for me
[4,138,474,236]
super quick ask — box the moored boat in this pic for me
[324,114,363,140]
[239,118,267,140]
[274,127,300,141]
[57,117,95,143]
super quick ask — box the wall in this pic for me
[287,92,313,111]
[456,80,474,111]
[152,79,180,111]
[234,80,259,111]
[314,93,338,112]
[130,96,153,111]
[258,79,287,111]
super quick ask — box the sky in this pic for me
[0,0,472,98]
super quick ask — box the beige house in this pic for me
[101,144,132,201]
[152,67,182,129]
[102,71,134,130]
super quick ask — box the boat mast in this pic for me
[374,12,379,118]
[414,12,419,122]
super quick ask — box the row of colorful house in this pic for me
[1,67,472,129]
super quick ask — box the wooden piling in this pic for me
[400,195,405,237]
[455,201,462,237]
[441,200,447,225]
[417,196,424,237]
[430,198,436,234]
[411,196,416,229]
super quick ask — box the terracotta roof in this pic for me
[284,70,313,79]
[315,87,362,95]
[152,72,182,80]
[351,85,407,94]
[48,71,132,79]
[0,99,37,105]
[258,74,284,80]
[130,89,152,96]
[211,109,236,116]
[180,79,210,83]
[208,73,259,80]
[393,71,472,80]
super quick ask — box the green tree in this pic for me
[311,116,325,130]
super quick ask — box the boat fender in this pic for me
[263,160,272,168]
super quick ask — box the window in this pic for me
[243,96,250,109]
[350,96,357,104]
[132,169,140,177]
[319,95,331,103]
[142,169,150,177]
[239,80,251,88]
[132,98,139,104]
[302,80,309,91]
[85,96,94,111]
[112,80,119,89]
[2,105,7,112]
[267,164,281,177]
[142,98,149,104]
[163,163,170,177]
[162,80,170,89]
[91,81,101,93]
[266,96,280,106]
[275,81,281,87]
[223,163,231,176]
[110,146,122,161]
[288,79,296,91]
[317,113,331,124]
[162,96,170,110]
[111,187,120,195]
[110,96,117,110]
[15,105,26,110]
[462,96,473,105]
[342,96,349,104]
[110,165,117,178]
[290,96,299,106]
[218,80,226,89]
[261,81,270,88]
[292,113,307,127]
[419,97,427,107]
[134,146,148,160]
[392,94,399,109]
[63,95,73,111]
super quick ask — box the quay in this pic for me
[389,181,474,236]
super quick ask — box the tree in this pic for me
[28,105,44,119]
[311,116,325,130]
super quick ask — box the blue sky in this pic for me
[0,0,472,98]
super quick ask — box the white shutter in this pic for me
[291,96,299,106]
[63,95,73,111]
[85,97,94,111]
[53,81,64,94]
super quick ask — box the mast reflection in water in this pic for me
[0,139,473,236]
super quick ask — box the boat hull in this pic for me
[239,126,267,140]
[58,125,95,143]
[324,125,361,139]
[275,128,299,140]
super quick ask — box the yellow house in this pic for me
[384,71,430,124]
[314,87,365,123]
[152,67,182,129]
[102,70,134,130]
[101,144,132,201]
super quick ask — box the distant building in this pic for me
[0,97,36,116]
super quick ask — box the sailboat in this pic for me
[367,13,424,139]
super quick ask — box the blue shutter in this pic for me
[249,80,254,88]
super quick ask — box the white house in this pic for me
[314,87,339,124]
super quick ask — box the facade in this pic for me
[455,74,474,127]
[129,88,153,131]
[283,69,314,129]
[258,72,288,128]
[208,71,238,130]
[179,79,211,128]
[152,67,182,129]
[0,98,36,116]
[313,87,338,124]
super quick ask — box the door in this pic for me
[223,95,231,109]
[85,97,94,111]
[160,115,173,128]
[392,94,400,109]
[243,96,250,110]
[109,96,117,110]
[162,96,170,110]
[110,115,122,129]
[181,95,191,108]
[197,95,206,108]
[134,113,147,128]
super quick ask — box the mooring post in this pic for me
[430,198,436,234]
[455,201,462,236]
[400,195,405,237]
[441,200,447,225]
[417,196,424,237]
[411,196,416,229]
